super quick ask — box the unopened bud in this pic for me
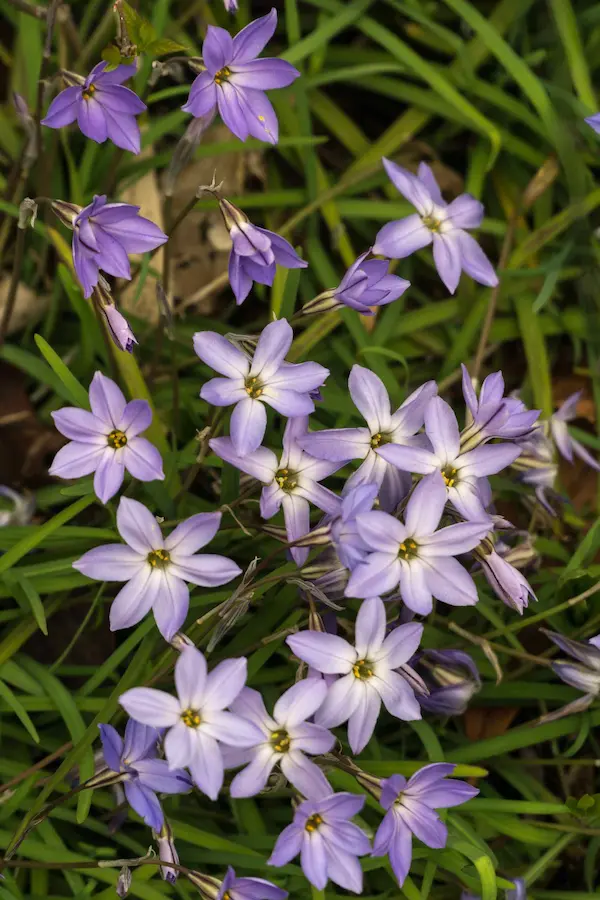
[102,305,138,354]
[156,822,179,884]
[13,92,33,128]
[218,197,248,232]
[188,57,207,75]
[301,290,340,316]
[60,69,86,87]
[18,198,37,230]
[187,871,221,900]
[51,199,82,229]
[225,332,258,358]
[290,523,331,548]
[116,866,131,898]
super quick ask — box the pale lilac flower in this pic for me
[49,371,164,503]
[305,250,409,316]
[157,822,179,884]
[195,319,328,456]
[585,113,600,134]
[268,792,370,893]
[373,160,498,294]
[412,649,481,716]
[99,718,191,831]
[544,630,600,698]
[299,366,437,512]
[287,597,422,753]
[120,646,262,799]
[219,198,307,305]
[550,391,600,471]
[373,763,479,886]
[460,365,539,450]
[346,472,489,613]
[511,428,558,514]
[218,867,287,900]
[73,497,241,640]
[228,681,334,799]
[62,194,167,298]
[331,482,378,571]
[378,397,521,520]
[211,416,341,566]
[479,548,536,614]
[42,62,145,153]
[182,9,299,144]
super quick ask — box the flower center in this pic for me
[352,658,374,679]
[275,468,298,492]
[106,429,127,449]
[305,813,323,832]
[244,376,263,399]
[399,539,419,561]
[441,465,458,488]
[270,728,291,753]
[82,83,96,101]
[181,708,201,728]
[370,432,392,449]
[214,66,231,85]
[422,214,442,232]
[147,548,171,568]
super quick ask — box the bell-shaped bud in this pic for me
[51,199,82,229]
[478,546,536,614]
[102,305,138,353]
[412,649,480,716]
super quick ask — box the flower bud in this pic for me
[116,865,131,898]
[218,197,248,232]
[102,305,138,353]
[412,649,480,716]
[60,69,86,87]
[478,548,536,614]
[51,199,82,229]
[187,871,221,900]
[188,57,207,75]
[301,290,340,316]
[157,822,179,884]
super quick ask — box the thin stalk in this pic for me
[0,220,27,346]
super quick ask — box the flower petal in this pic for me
[122,438,164,483]
[89,371,126,426]
[349,365,391,433]
[49,441,104,479]
[231,397,267,455]
[404,471,446,538]
[203,25,234,73]
[379,622,424,668]
[119,687,180,727]
[456,230,499,287]
[99,723,123,772]
[119,399,152,437]
[153,571,189,641]
[175,645,207,709]
[230,745,276,797]
[203,657,248,711]
[315,673,361,728]
[382,158,434,216]
[42,86,80,128]
[345,553,400,599]
[273,679,328,728]
[373,214,432,260]
[250,318,293,380]
[231,8,277,63]
[446,193,484,229]
[94,449,125,503]
[109,567,160,631]
[423,557,478,607]
[73,544,143,582]
[432,232,462,294]
[354,596,386,659]
[193,331,249,377]
[354,510,406,552]
[425,397,460,463]
[188,731,224,800]
[286,632,355,676]
[165,512,221,555]
[280,751,332,800]
[398,561,433,614]
[347,683,380,753]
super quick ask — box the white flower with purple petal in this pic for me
[378,396,521,520]
[550,391,600,471]
[211,416,342,566]
[346,472,489,613]
[195,319,329,456]
[42,62,146,153]
[373,763,479,885]
[218,198,307,306]
[298,365,437,512]
[268,792,370,893]
[120,646,263,799]
[182,9,299,145]
[58,194,167,298]
[373,160,498,294]
[73,497,241,641]
[49,371,164,504]
[460,365,539,449]
[218,867,287,900]
[287,597,423,753]
[228,681,334,800]
[99,718,191,831]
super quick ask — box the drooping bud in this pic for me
[156,821,179,884]
[102,304,138,354]
[412,649,481,716]
[476,545,536,614]
[51,199,82,229]
[116,865,131,898]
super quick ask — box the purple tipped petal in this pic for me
[218,82,250,141]
[280,751,332,800]
[122,438,164,483]
[425,397,460,462]
[119,399,152,437]
[404,471,446,537]
[230,746,276,797]
[354,596,386,659]
[273,678,328,727]
[183,72,218,117]
[73,544,143,582]
[349,365,391,434]
[77,97,108,143]
[416,162,444,205]
[124,780,164,831]
[203,657,248,710]
[49,441,104,479]
[210,437,277,483]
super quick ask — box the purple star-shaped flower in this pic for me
[227,680,334,799]
[42,62,146,153]
[373,763,479,885]
[298,365,437,512]
[211,416,342,566]
[219,198,307,305]
[64,194,167,298]
[550,391,600,471]
[73,497,241,640]
[378,396,521,520]
[120,646,263,799]
[460,365,539,449]
[195,319,329,456]
[307,250,409,315]
[373,160,498,294]
[49,371,164,503]
[268,792,370,893]
[99,718,191,832]
[287,597,423,753]
[182,9,299,144]
[218,867,287,900]
[346,472,489,612]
